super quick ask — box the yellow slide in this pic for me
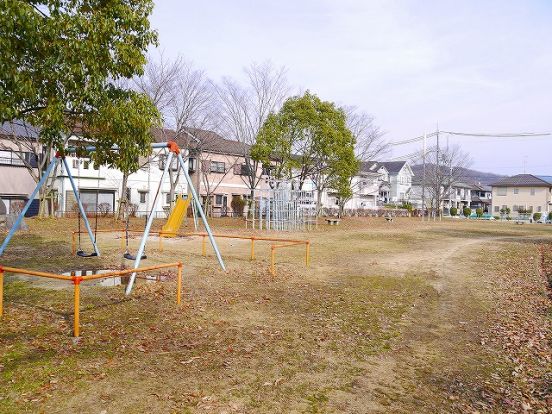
[160,196,190,237]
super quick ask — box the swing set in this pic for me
[0,141,226,295]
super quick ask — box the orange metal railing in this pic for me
[0,262,182,337]
[71,229,311,276]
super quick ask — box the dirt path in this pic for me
[340,233,546,413]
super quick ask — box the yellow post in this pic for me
[270,246,275,276]
[176,262,182,305]
[305,241,310,267]
[73,277,81,337]
[0,267,4,317]
[250,237,255,261]
[202,235,206,257]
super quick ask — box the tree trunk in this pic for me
[116,173,129,221]
[316,187,323,217]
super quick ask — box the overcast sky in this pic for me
[150,0,551,175]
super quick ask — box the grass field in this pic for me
[0,217,550,413]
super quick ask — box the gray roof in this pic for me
[491,174,552,187]
[359,161,386,174]
[151,127,248,157]
[0,121,40,140]
[379,161,407,174]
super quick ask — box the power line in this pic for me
[441,130,551,138]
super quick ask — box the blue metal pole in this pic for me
[0,156,59,256]
[176,152,226,271]
[125,151,174,295]
[62,157,100,256]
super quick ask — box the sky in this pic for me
[149,0,552,175]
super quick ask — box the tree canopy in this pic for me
[0,0,160,173]
[252,91,358,196]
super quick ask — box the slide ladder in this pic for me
[160,196,190,237]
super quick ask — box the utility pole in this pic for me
[435,123,440,221]
[422,132,426,222]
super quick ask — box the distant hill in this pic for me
[411,164,504,186]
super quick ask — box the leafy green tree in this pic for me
[0,1,160,215]
[252,91,357,214]
[463,207,471,217]
[476,208,483,217]
[449,207,457,216]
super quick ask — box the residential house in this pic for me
[490,174,552,217]
[470,183,492,212]
[321,161,390,210]
[152,128,269,217]
[0,123,41,214]
[379,161,414,203]
[410,179,473,214]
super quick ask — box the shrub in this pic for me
[533,212,542,222]
[98,202,111,217]
[476,208,483,218]
[549,212,552,221]
[400,202,413,212]
[449,207,457,216]
[231,196,246,217]
[463,207,471,217]
[493,215,500,220]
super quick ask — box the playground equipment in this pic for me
[160,195,190,237]
[0,262,183,337]
[0,141,226,295]
[247,180,317,231]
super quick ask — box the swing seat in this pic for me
[77,250,98,258]
[123,252,147,260]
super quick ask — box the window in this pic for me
[530,188,536,196]
[210,161,225,173]
[72,159,80,169]
[93,162,99,170]
[166,193,172,204]
[0,150,37,167]
[494,206,499,213]
[513,205,518,212]
[537,206,542,212]
[497,187,507,196]
[139,191,146,204]
[528,206,533,212]
[514,188,519,194]
[83,160,90,169]
[215,194,224,205]
[126,188,132,202]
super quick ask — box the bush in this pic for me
[533,212,542,222]
[549,212,552,221]
[230,196,246,217]
[493,215,500,220]
[463,207,471,217]
[476,208,483,218]
[449,207,457,216]
[399,202,413,212]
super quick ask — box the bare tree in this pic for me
[420,144,471,218]
[214,62,289,204]
[126,53,218,218]
[336,108,388,214]
[0,121,65,217]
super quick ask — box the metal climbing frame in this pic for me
[249,180,317,231]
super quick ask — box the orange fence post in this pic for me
[73,276,82,337]
[0,266,4,317]
[176,262,183,305]
[202,235,206,257]
[305,241,310,267]
[250,237,255,261]
[270,245,276,276]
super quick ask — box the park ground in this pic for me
[0,216,551,413]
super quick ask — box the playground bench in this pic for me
[325,218,340,225]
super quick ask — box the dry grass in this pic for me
[0,216,550,413]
